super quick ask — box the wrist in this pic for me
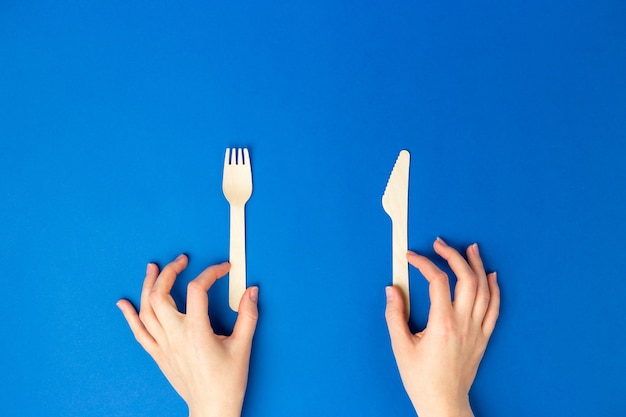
[188,402,242,417]
[414,395,473,417]
[189,409,241,417]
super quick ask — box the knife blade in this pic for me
[382,150,410,319]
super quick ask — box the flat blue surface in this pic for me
[1,1,625,416]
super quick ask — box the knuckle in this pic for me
[436,316,457,339]
[492,309,500,322]
[477,291,491,305]
[183,323,197,339]
[135,333,151,348]
[442,316,456,333]
[432,271,449,284]
[465,272,479,288]
[492,284,501,297]
[460,322,473,339]
[244,308,259,323]
[161,264,175,275]
[187,280,202,294]
[444,248,461,261]
[148,290,164,307]
[138,309,150,323]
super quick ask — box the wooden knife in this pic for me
[382,150,411,319]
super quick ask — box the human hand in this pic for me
[117,255,259,417]
[385,238,500,417]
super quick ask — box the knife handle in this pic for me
[392,219,410,319]
[229,204,247,312]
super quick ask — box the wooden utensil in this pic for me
[222,148,253,312]
[382,150,411,318]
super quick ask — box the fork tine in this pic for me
[224,148,231,166]
[236,148,242,165]
[243,148,249,165]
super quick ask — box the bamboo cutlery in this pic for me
[382,150,411,318]
[222,148,410,318]
[222,148,253,312]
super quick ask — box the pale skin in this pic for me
[117,237,499,417]
[385,237,500,417]
[116,255,259,417]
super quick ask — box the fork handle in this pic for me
[391,217,410,319]
[229,204,247,312]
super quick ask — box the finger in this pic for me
[149,254,188,325]
[407,251,453,319]
[138,263,166,339]
[186,262,231,319]
[434,238,477,315]
[466,243,490,322]
[482,272,500,337]
[384,286,413,351]
[140,262,159,311]
[231,286,259,351]
[152,254,188,295]
[117,299,160,356]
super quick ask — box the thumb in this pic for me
[385,286,412,351]
[231,286,259,349]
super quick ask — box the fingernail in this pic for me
[146,263,153,274]
[385,286,394,301]
[249,286,259,303]
[493,271,498,282]
[176,254,186,261]
[436,236,447,246]
[472,243,480,256]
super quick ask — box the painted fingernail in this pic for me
[249,286,259,303]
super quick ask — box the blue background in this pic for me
[1,1,625,416]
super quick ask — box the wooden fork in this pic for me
[222,148,253,312]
